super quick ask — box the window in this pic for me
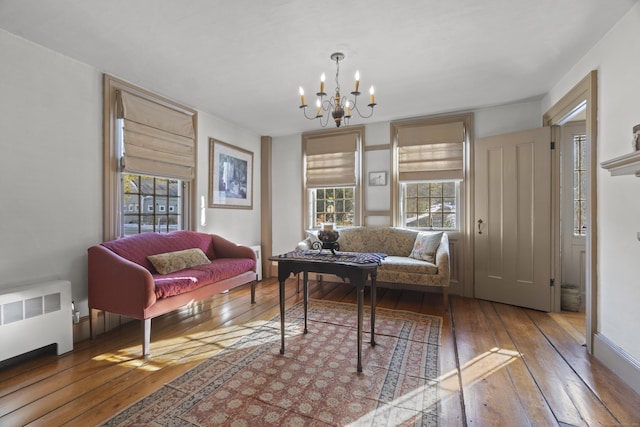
[302,127,363,230]
[123,174,182,235]
[308,187,355,228]
[392,115,469,231]
[401,181,458,230]
[573,133,587,236]
[103,75,197,239]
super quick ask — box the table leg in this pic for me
[303,271,309,334]
[357,282,364,373]
[371,271,377,347]
[279,279,285,355]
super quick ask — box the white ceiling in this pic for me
[1,0,636,137]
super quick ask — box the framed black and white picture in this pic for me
[368,171,387,186]
[209,138,253,209]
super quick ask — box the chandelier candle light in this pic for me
[299,52,376,127]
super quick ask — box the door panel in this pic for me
[475,127,551,311]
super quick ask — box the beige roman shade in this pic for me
[305,133,358,187]
[117,90,196,180]
[397,121,465,181]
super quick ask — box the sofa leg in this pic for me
[89,308,99,340]
[142,318,151,357]
[443,289,450,311]
[251,281,256,304]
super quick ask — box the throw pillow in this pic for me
[147,248,211,275]
[409,231,443,263]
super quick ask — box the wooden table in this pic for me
[269,251,385,373]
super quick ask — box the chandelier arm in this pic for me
[301,106,319,120]
[351,103,376,119]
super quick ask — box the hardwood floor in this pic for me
[1,278,639,426]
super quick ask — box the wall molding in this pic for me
[593,332,640,395]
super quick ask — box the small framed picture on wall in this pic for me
[368,171,387,186]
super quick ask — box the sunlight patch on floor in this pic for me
[458,347,522,387]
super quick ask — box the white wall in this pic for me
[271,98,542,254]
[0,30,102,315]
[0,29,262,317]
[542,3,640,364]
[196,114,261,247]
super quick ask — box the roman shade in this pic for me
[397,121,465,181]
[117,90,196,180]
[304,133,358,188]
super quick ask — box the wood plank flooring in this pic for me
[1,278,639,426]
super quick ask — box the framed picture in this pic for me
[368,171,387,186]
[209,138,253,209]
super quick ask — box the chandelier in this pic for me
[298,52,376,128]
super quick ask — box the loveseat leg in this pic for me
[443,289,450,311]
[142,318,151,357]
[89,308,99,340]
[251,281,256,304]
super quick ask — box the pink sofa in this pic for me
[88,230,256,356]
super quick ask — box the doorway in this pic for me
[557,116,587,343]
[544,71,597,353]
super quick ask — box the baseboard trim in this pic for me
[593,332,640,394]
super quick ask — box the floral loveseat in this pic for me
[88,230,256,356]
[298,226,450,306]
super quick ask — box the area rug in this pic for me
[103,299,442,426]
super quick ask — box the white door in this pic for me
[475,127,552,311]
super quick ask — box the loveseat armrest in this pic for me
[88,244,156,320]
[296,237,313,250]
[434,233,450,283]
[211,234,256,270]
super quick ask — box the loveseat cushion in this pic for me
[380,256,439,275]
[148,248,211,275]
[337,227,418,256]
[101,230,216,272]
[153,258,256,298]
[409,231,443,263]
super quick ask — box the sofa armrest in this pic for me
[434,233,451,285]
[88,245,156,319]
[211,234,256,270]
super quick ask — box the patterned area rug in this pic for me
[103,300,442,426]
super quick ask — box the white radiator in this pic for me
[250,245,262,281]
[0,280,73,362]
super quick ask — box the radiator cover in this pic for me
[0,280,73,362]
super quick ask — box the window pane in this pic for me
[402,181,458,230]
[309,186,355,228]
[124,215,140,236]
[122,173,182,235]
[156,179,167,196]
[573,134,587,236]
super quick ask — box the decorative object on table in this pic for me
[633,124,640,151]
[298,52,377,128]
[209,138,253,209]
[312,223,340,254]
[368,170,387,186]
[101,299,443,426]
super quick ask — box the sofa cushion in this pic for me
[153,258,256,298]
[101,230,216,271]
[409,231,443,263]
[147,248,211,275]
[380,256,438,275]
[337,227,418,256]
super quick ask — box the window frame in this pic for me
[103,75,197,240]
[301,126,364,232]
[390,113,472,234]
